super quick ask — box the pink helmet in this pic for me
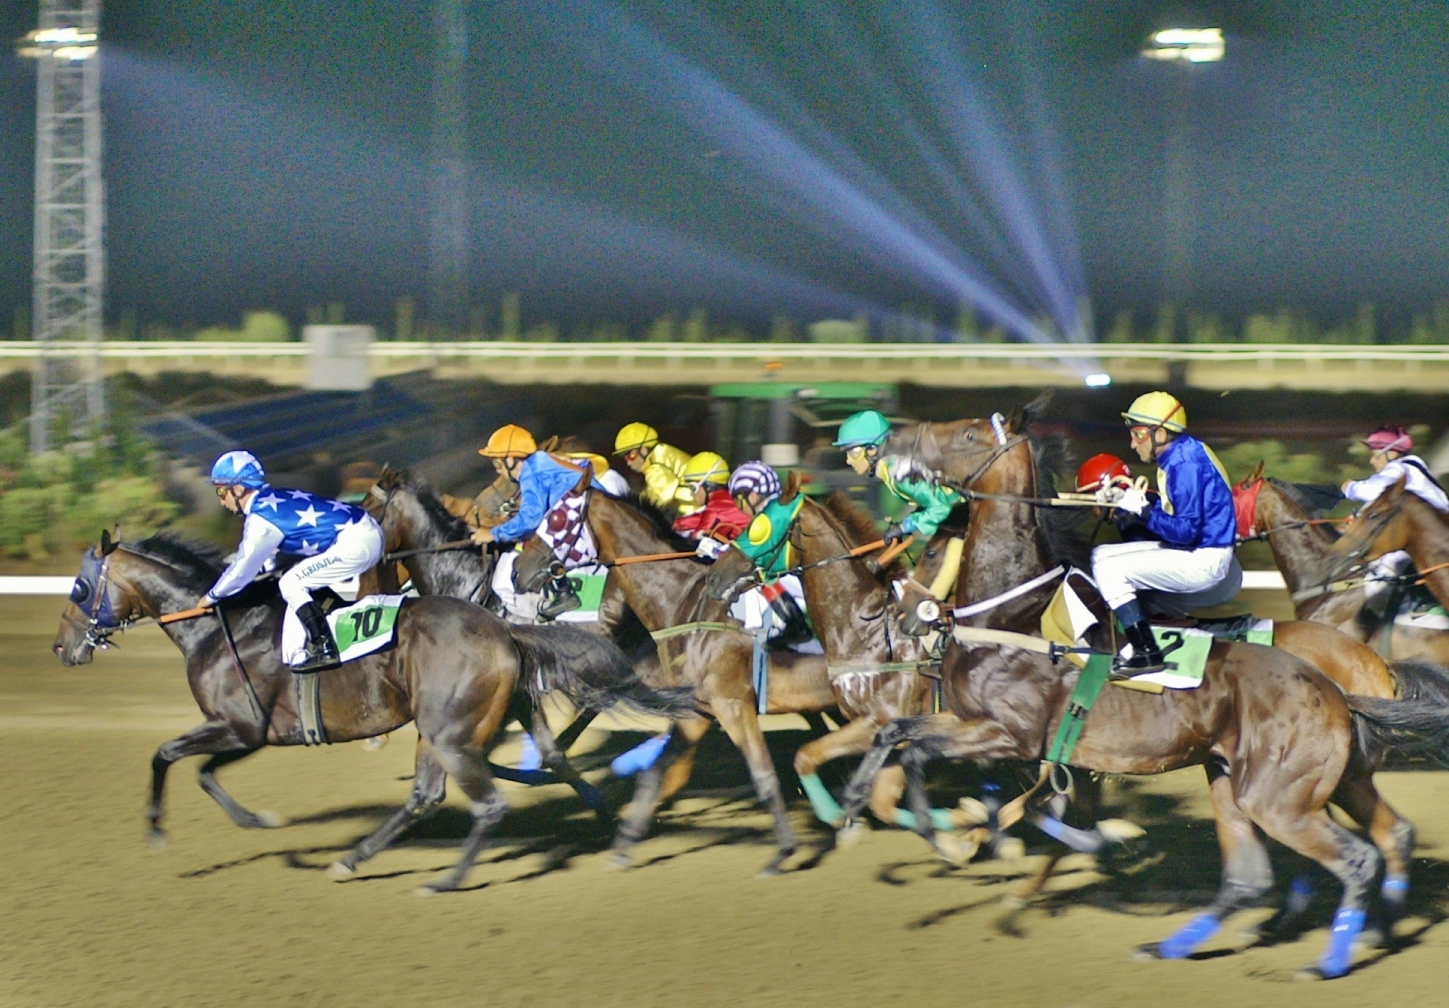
[1363,425,1412,453]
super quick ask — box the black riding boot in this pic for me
[538,574,582,621]
[292,600,341,674]
[1111,617,1168,680]
[764,581,814,649]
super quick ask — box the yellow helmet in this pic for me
[682,451,730,487]
[478,424,537,459]
[613,422,659,456]
[1121,391,1186,434]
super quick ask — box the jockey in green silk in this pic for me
[834,410,961,542]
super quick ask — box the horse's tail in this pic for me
[509,624,698,720]
[1346,690,1449,768]
[1390,658,1449,706]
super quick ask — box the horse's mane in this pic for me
[608,492,695,551]
[1030,433,1092,570]
[820,492,908,578]
[380,467,470,539]
[128,531,227,593]
[1268,477,1345,523]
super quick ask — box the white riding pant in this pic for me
[491,550,542,624]
[1364,550,1413,604]
[279,516,384,665]
[1091,540,1235,612]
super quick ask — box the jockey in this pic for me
[473,424,614,619]
[671,451,750,558]
[834,409,961,543]
[1077,453,1156,543]
[613,423,695,514]
[1089,392,1238,678]
[1341,425,1448,608]
[202,450,383,674]
[726,461,812,646]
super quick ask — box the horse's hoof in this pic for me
[933,833,979,866]
[954,797,989,827]
[146,831,167,852]
[327,860,355,881]
[994,836,1026,861]
[1097,818,1145,844]
[362,734,389,751]
[1131,942,1166,962]
[1355,926,1386,950]
[836,820,868,850]
[607,852,634,872]
[1293,964,1333,981]
[756,866,782,879]
[255,809,286,829]
[413,885,439,898]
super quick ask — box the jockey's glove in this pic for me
[1115,485,1149,516]
[1094,484,1126,506]
[695,537,728,560]
[882,523,909,545]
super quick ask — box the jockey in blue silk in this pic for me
[202,450,384,673]
[1089,392,1239,679]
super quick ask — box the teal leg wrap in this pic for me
[798,773,844,826]
[893,807,957,833]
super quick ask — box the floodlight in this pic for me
[17,26,98,60]
[1141,27,1224,63]
[1084,372,1112,388]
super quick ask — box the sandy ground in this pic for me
[4,593,1449,1008]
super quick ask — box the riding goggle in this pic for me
[843,445,879,461]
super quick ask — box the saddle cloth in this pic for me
[327,594,406,664]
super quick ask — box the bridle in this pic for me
[902,417,1030,497]
[66,549,134,651]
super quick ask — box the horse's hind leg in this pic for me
[1140,763,1274,961]
[610,722,706,869]
[328,743,448,880]
[197,748,283,829]
[1332,763,1415,945]
[526,709,609,825]
[419,751,508,895]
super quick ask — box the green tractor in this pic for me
[707,381,909,521]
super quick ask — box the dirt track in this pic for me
[5,594,1449,1008]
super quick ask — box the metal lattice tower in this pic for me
[426,0,469,338]
[20,0,105,454]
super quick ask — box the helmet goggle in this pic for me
[843,444,878,462]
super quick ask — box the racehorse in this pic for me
[53,530,695,894]
[1321,474,1449,613]
[701,485,958,834]
[833,402,1449,978]
[1236,463,1449,668]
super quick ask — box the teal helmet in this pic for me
[833,410,891,448]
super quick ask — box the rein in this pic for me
[1237,517,1348,544]
[383,538,478,562]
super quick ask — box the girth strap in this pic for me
[649,621,745,642]
[826,659,938,679]
[1044,654,1112,767]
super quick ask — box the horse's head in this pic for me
[1321,475,1411,582]
[703,541,758,602]
[470,471,520,529]
[54,530,144,666]
[513,534,558,594]
[883,392,1047,492]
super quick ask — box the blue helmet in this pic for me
[209,450,268,489]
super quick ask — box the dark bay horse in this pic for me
[53,531,694,893]
[835,405,1446,978]
[702,487,963,834]
[1322,475,1449,616]
[512,489,836,873]
[1239,464,1449,669]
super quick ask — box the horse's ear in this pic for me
[1006,390,1053,435]
[100,529,118,555]
[1387,474,1409,499]
[540,434,560,453]
[780,469,802,503]
[1248,460,1265,484]
[572,467,594,494]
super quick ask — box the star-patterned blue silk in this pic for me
[249,487,368,556]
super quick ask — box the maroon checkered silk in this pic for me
[535,491,598,569]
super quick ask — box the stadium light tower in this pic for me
[426,0,469,339]
[1141,27,1223,347]
[18,0,106,454]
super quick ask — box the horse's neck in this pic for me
[1405,503,1449,609]
[590,505,715,630]
[797,508,903,661]
[959,458,1053,630]
[394,494,478,597]
[1258,488,1336,594]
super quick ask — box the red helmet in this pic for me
[1076,453,1131,493]
[1363,425,1412,453]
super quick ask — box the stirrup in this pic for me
[292,641,340,674]
[538,590,581,621]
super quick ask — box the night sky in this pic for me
[1,1,1446,338]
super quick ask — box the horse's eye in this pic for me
[926,550,938,559]
[69,579,91,604]
[966,431,974,442]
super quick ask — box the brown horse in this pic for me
[1238,464,1449,669]
[835,404,1444,978]
[1322,475,1449,613]
[703,487,962,833]
[53,531,694,894]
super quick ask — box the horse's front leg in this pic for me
[148,720,262,847]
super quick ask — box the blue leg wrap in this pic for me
[1381,873,1409,903]
[517,733,541,771]
[1286,875,1315,915]
[609,733,670,777]
[798,773,845,826]
[1318,907,1366,979]
[1157,912,1220,959]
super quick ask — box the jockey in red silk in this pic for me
[672,452,751,557]
[203,450,384,673]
